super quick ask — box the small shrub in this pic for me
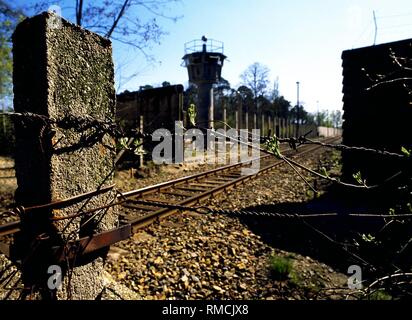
[368,289,392,300]
[269,255,293,280]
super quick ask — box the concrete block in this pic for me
[13,12,117,299]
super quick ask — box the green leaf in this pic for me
[133,138,141,148]
[265,135,282,158]
[133,148,146,156]
[118,137,129,150]
[401,146,411,157]
[361,233,375,243]
[352,171,364,185]
[187,104,197,126]
[306,190,313,198]
[321,167,329,178]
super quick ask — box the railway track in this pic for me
[121,136,340,232]
[0,136,340,240]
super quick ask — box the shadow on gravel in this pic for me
[236,184,397,274]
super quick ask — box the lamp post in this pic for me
[296,81,300,137]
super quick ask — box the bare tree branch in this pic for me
[75,0,83,26]
[363,47,412,95]
[105,0,130,38]
[366,77,412,91]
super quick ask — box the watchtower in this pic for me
[182,36,226,128]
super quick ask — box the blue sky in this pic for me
[113,0,412,113]
[15,0,412,113]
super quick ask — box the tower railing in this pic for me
[184,39,224,54]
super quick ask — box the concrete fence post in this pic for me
[223,101,227,131]
[273,117,276,136]
[261,114,265,137]
[139,115,144,167]
[208,89,214,129]
[285,118,288,138]
[12,12,118,299]
[237,102,242,130]
[279,118,282,137]
[178,91,183,122]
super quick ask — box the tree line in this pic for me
[184,62,342,129]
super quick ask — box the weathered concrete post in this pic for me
[284,118,287,137]
[139,115,144,167]
[237,101,242,130]
[275,117,279,137]
[178,91,184,121]
[261,114,265,137]
[208,89,214,129]
[285,118,288,138]
[12,12,117,299]
[223,101,227,131]
[280,118,284,137]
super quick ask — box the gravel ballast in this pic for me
[106,147,352,300]
[1,147,353,300]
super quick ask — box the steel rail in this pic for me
[127,137,341,232]
[0,137,339,240]
[117,140,318,199]
[119,154,271,199]
[0,153,274,238]
[0,184,115,237]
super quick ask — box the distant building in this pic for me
[341,38,412,184]
[116,84,184,133]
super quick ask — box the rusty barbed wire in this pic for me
[129,199,381,271]
[2,111,122,153]
[1,175,410,231]
[4,110,409,160]
[0,210,16,219]
[126,199,412,219]
[3,111,117,131]
[202,126,404,190]
[303,137,407,159]
[1,111,410,300]
[208,121,408,160]
[283,154,403,190]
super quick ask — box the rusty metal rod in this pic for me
[0,138,338,240]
